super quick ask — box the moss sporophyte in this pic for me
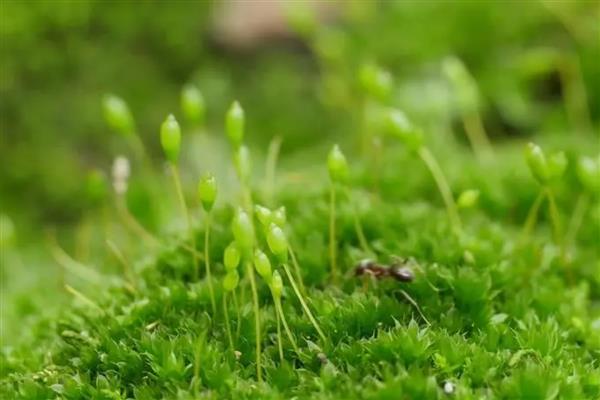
[522,142,568,245]
[384,108,462,233]
[198,173,217,313]
[13,30,600,397]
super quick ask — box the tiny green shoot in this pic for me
[442,56,494,162]
[563,155,599,261]
[457,189,480,209]
[181,84,205,126]
[385,109,462,233]
[198,173,218,313]
[231,208,261,381]
[266,223,326,341]
[522,142,568,244]
[327,144,348,283]
[161,114,199,280]
[223,242,242,347]
[226,100,245,150]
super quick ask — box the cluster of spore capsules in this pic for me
[97,65,600,385]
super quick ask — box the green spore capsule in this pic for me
[270,270,283,299]
[254,204,272,228]
[548,152,567,181]
[160,114,182,164]
[577,155,600,193]
[181,84,205,124]
[253,249,273,283]
[457,189,480,209]
[359,63,393,102]
[234,145,252,184]
[267,223,288,263]
[102,94,134,136]
[198,173,217,212]
[328,144,349,184]
[385,109,423,152]
[224,242,241,272]
[525,143,550,184]
[223,270,240,292]
[442,56,478,114]
[272,206,287,227]
[231,208,254,259]
[226,101,244,149]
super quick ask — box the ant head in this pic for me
[391,266,414,282]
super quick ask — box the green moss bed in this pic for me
[2,125,599,400]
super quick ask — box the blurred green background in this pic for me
[1,0,598,343]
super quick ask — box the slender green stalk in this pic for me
[264,136,282,207]
[288,246,306,296]
[558,55,592,134]
[399,289,431,326]
[329,183,338,282]
[116,196,160,247]
[462,112,494,162]
[274,297,300,356]
[546,189,562,244]
[223,294,234,354]
[282,263,326,341]
[233,289,242,340]
[563,193,590,260]
[48,236,101,284]
[345,187,371,254]
[274,298,284,362]
[417,147,462,232]
[170,164,199,281]
[64,285,104,314]
[106,239,136,289]
[522,190,546,241]
[246,261,262,382]
[204,212,216,313]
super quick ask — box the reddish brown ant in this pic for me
[354,258,415,283]
[354,257,431,326]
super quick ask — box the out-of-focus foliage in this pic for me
[2,1,598,227]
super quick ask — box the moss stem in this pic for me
[346,187,372,254]
[329,183,338,282]
[223,294,234,354]
[563,193,589,262]
[204,212,216,313]
[170,164,199,281]
[462,112,494,162]
[545,188,562,244]
[264,136,282,207]
[274,297,300,356]
[288,245,306,296]
[274,298,284,362]
[417,147,462,233]
[116,196,160,247]
[247,261,262,382]
[282,263,326,341]
[232,288,242,340]
[522,190,546,241]
[106,239,136,289]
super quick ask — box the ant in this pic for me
[354,257,431,326]
[354,258,415,282]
